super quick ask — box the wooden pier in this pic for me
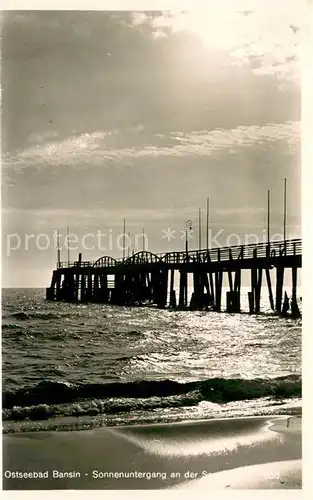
[46,238,301,317]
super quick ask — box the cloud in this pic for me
[4,121,300,171]
[28,130,59,144]
[5,8,300,83]
[141,2,306,84]
[3,8,301,156]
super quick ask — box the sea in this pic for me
[2,288,302,434]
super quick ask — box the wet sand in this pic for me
[3,415,301,490]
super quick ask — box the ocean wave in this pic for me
[3,375,301,417]
[10,312,31,320]
[28,312,61,320]
[2,392,203,422]
[9,311,78,321]
[2,324,22,330]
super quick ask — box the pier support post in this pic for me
[100,274,109,303]
[86,273,93,302]
[190,269,205,310]
[93,274,99,301]
[214,270,223,311]
[138,272,148,303]
[226,292,232,312]
[124,271,134,305]
[144,271,151,302]
[46,271,57,300]
[76,273,81,301]
[73,273,80,301]
[68,273,76,302]
[179,270,188,309]
[226,270,241,313]
[228,270,233,292]
[201,272,212,309]
[249,268,257,313]
[255,268,263,313]
[157,267,168,308]
[111,272,125,305]
[56,272,62,301]
[291,266,301,318]
[234,269,241,312]
[275,266,284,313]
[226,291,241,313]
[265,267,275,311]
[150,271,158,305]
[81,275,86,302]
[169,269,176,308]
[208,272,214,306]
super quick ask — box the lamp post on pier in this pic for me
[198,208,202,250]
[122,218,126,262]
[185,219,193,261]
[66,226,70,267]
[206,197,210,250]
[283,178,287,253]
[267,189,271,257]
[57,229,61,269]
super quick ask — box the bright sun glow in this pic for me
[170,9,249,50]
[150,3,304,84]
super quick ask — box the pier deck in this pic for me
[46,238,301,316]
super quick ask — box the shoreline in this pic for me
[2,397,302,434]
[3,414,302,490]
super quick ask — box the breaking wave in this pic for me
[3,375,301,423]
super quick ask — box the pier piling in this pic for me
[265,267,275,311]
[179,270,188,309]
[255,269,263,314]
[291,266,301,318]
[275,267,285,313]
[214,271,223,311]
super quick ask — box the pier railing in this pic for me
[161,238,301,264]
[57,238,301,269]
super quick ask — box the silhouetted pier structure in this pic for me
[46,238,301,317]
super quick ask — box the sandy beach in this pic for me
[3,415,301,490]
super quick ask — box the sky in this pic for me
[1,4,304,287]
